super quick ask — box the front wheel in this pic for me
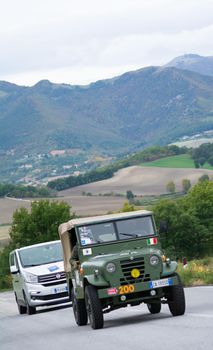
[147,301,161,314]
[71,289,87,326]
[85,285,103,329]
[23,292,36,315]
[15,293,27,314]
[167,282,185,316]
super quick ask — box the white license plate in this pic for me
[52,286,68,294]
[149,278,172,289]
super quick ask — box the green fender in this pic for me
[162,261,178,277]
[84,274,109,287]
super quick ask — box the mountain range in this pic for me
[0,54,213,182]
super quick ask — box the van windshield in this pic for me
[19,242,63,267]
[78,216,155,246]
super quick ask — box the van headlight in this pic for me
[24,272,38,284]
[106,263,116,273]
[150,255,159,266]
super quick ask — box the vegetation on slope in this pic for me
[0,183,55,198]
[48,145,187,190]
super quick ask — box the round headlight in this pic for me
[106,262,116,273]
[150,255,159,266]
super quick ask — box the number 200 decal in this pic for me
[119,284,135,294]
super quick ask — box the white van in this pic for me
[9,240,70,315]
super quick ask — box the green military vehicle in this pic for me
[59,210,185,329]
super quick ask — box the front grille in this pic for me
[120,257,150,285]
[38,271,66,284]
[41,279,66,287]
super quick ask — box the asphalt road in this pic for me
[0,287,212,350]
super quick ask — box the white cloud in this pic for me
[0,0,213,85]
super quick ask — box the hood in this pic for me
[82,247,161,268]
[24,260,64,276]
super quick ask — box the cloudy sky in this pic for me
[0,0,213,86]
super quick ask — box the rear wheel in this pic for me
[167,278,185,316]
[85,285,103,329]
[71,289,87,326]
[147,301,161,314]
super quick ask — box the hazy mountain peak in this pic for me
[165,53,213,77]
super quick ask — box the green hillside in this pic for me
[141,154,213,169]
[1,67,213,157]
[1,65,213,182]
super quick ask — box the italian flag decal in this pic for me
[147,237,158,245]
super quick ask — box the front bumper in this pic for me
[25,281,69,307]
[98,275,179,301]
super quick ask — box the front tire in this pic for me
[15,293,27,314]
[85,285,103,329]
[147,301,161,314]
[71,289,87,326]
[23,292,36,315]
[167,282,185,316]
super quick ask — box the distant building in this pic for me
[50,150,65,156]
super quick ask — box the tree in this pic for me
[9,200,74,247]
[208,156,213,166]
[185,180,213,229]
[198,157,206,167]
[199,174,209,182]
[182,179,191,193]
[166,181,176,194]
[126,190,134,203]
[194,160,200,168]
[154,180,213,258]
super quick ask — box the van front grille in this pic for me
[38,271,66,284]
[120,257,150,285]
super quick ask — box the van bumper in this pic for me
[25,281,70,307]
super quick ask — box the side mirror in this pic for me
[159,221,168,235]
[10,265,19,274]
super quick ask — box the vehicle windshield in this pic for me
[78,216,155,246]
[19,242,63,267]
[116,216,155,240]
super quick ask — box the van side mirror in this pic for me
[10,265,19,274]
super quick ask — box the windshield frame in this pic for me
[77,214,157,247]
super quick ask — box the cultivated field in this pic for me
[60,165,213,196]
[0,165,212,225]
[172,137,213,148]
[0,196,125,225]
[0,225,11,249]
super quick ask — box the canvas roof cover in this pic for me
[58,210,152,272]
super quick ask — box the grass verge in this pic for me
[177,257,213,286]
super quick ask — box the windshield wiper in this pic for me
[119,232,139,238]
